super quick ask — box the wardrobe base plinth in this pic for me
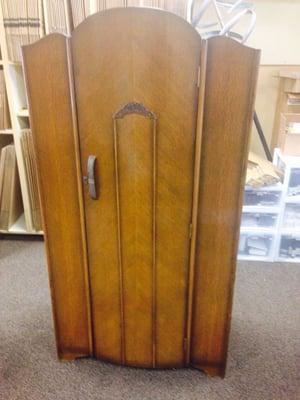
[58,350,90,362]
[57,352,225,378]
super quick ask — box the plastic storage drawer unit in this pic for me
[241,212,278,229]
[244,190,281,207]
[239,233,274,260]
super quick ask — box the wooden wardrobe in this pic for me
[22,7,260,377]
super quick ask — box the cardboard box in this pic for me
[279,113,300,156]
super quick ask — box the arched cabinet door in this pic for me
[22,8,259,377]
[70,8,203,368]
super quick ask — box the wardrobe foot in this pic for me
[192,363,226,378]
[58,351,89,362]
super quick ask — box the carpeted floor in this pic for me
[0,240,299,400]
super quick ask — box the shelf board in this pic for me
[242,205,280,213]
[0,213,43,235]
[240,226,276,234]
[0,128,13,135]
[238,254,273,262]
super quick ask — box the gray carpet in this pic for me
[0,240,299,400]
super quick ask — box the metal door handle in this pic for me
[83,155,97,199]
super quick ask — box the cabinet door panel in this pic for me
[71,8,201,367]
[116,112,154,367]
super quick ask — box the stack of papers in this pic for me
[1,0,42,62]
[20,129,42,231]
[0,69,11,130]
[0,144,23,230]
[43,0,68,34]
[96,0,187,18]
[44,0,88,33]
[43,1,188,35]
[71,0,89,28]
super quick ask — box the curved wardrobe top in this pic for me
[22,7,258,55]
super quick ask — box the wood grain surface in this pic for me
[115,112,155,367]
[190,36,260,377]
[71,8,202,367]
[22,8,260,377]
[22,34,92,360]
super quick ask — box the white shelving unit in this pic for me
[273,149,300,262]
[0,1,44,235]
[238,149,300,262]
[238,183,282,261]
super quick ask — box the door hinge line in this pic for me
[197,66,201,87]
[183,337,188,354]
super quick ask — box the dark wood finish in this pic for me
[22,9,260,377]
[190,37,260,377]
[22,34,92,360]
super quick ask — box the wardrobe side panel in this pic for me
[191,37,260,377]
[22,34,92,359]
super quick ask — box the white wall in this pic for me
[248,0,300,65]
[247,0,300,156]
